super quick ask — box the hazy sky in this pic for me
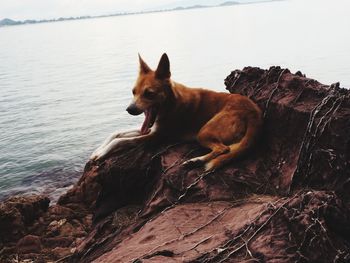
[0,0,258,20]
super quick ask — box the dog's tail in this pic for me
[205,111,262,171]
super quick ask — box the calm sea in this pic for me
[0,0,349,201]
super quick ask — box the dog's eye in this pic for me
[143,89,156,99]
[132,88,136,95]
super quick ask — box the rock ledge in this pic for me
[1,66,349,262]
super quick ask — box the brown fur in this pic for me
[130,53,262,171]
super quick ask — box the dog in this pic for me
[90,53,262,171]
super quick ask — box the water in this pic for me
[1,0,350,201]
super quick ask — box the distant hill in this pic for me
[0,16,91,27]
[220,1,240,6]
[173,4,208,10]
[0,18,22,26]
[186,5,207,9]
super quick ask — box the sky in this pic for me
[0,0,259,21]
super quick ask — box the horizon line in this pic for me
[0,0,284,27]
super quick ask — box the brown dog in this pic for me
[91,53,262,171]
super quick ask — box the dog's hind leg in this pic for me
[184,111,245,168]
[204,111,262,171]
[183,142,229,167]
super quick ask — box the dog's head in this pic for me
[127,53,172,135]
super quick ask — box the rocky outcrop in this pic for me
[1,67,349,262]
[0,195,92,262]
[225,67,350,197]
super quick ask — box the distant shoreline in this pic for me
[0,0,283,28]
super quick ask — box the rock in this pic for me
[0,202,24,242]
[224,66,350,197]
[52,247,72,258]
[6,195,50,224]
[16,235,42,254]
[73,237,85,247]
[91,192,350,263]
[58,165,102,210]
[0,196,90,261]
[0,195,49,243]
[65,67,350,262]
[59,222,75,236]
[49,219,67,228]
[48,205,75,219]
[43,237,74,248]
[1,66,350,262]
[82,214,93,226]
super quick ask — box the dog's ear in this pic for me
[155,53,171,79]
[138,54,151,74]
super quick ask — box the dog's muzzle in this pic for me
[126,103,143,115]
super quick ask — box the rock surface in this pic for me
[1,66,349,262]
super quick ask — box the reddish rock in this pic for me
[52,246,73,259]
[8,195,50,224]
[92,192,350,263]
[225,66,350,196]
[1,67,350,262]
[48,205,75,218]
[0,195,90,261]
[65,67,350,262]
[0,195,49,243]
[60,222,86,238]
[42,236,74,248]
[58,165,102,210]
[16,235,42,254]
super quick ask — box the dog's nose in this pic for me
[126,103,143,115]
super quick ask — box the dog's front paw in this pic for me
[89,154,98,162]
[90,150,103,162]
